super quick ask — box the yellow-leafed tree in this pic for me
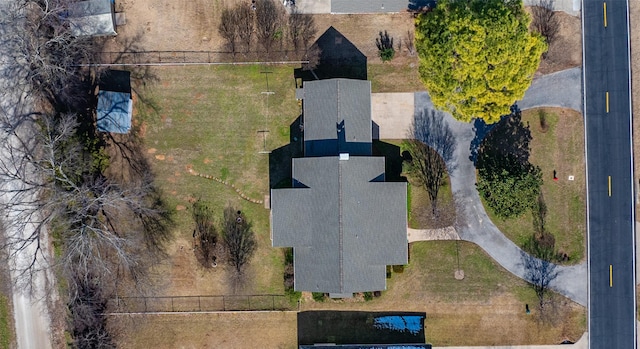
[415,0,547,124]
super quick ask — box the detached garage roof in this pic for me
[68,0,116,37]
[97,70,132,134]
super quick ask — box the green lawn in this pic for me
[303,240,586,346]
[0,295,10,349]
[368,61,425,93]
[130,68,585,346]
[483,108,586,263]
[138,64,301,295]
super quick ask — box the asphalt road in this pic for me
[583,0,636,347]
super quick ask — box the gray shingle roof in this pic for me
[331,0,410,13]
[271,156,407,294]
[303,79,372,156]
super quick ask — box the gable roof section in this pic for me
[67,0,116,37]
[271,156,407,294]
[303,79,372,156]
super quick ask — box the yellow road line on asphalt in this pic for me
[608,176,612,197]
[610,264,613,287]
[604,2,608,27]
[606,91,610,113]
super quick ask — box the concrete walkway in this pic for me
[411,67,588,305]
[408,226,460,242]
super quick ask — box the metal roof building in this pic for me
[67,0,116,37]
[97,70,132,134]
[271,79,407,297]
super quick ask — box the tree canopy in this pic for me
[415,0,547,124]
[476,110,543,219]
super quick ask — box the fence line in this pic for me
[108,294,295,313]
[77,50,309,67]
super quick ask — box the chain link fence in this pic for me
[97,51,309,66]
[108,294,295,313]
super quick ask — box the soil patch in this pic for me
[535,11,582,75]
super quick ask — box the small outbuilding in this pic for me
[97,70,132,134]
[67,0,117,37]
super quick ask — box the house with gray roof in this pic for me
[271,79,407,298]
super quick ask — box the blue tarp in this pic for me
[97,90,132,134]
[373,316,424,335]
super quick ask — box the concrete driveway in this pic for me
[371,92,415,139]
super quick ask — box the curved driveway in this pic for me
[409,71,589,305]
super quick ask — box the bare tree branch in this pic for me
[406,110,457,214]
[255,0,285,55]
[222,206,256,275]
[531,0,559,50]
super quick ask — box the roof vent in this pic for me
[339,153,349,161]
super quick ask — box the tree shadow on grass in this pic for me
[475,108,533,174]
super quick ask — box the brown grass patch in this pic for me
[299,241,585,346]
[110,311,298,349]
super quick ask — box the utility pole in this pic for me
[259,71,274,154]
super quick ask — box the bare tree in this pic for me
[68,273,115,349]
[218,7,239,56]
[255,0,285,55]
[192,198,219,267]
[406,110,456,215]
[521,249,558,320]
[222,206,257,275]
[405,30,416,56]
[531,0,559,49]
[302,44,322,71]
[288,9,317,54]
[235,4,255,53]
[0,0,106,109]
[0,112,171,291]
